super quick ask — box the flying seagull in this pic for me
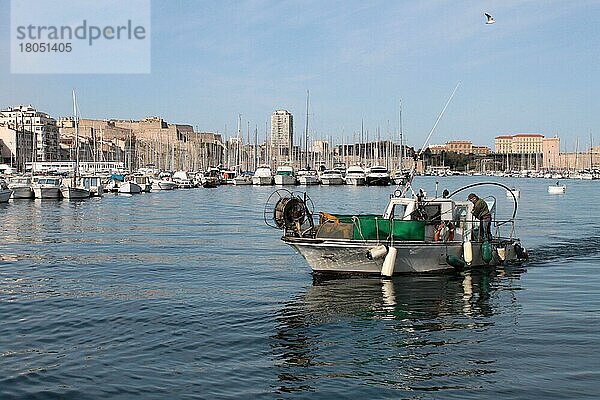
[485,13,495,24]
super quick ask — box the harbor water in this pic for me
[1,176,599,399]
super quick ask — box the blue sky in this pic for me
[1,0,600,149]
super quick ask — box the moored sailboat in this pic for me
[60,90,90,200]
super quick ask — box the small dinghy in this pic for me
[548,182,566,194]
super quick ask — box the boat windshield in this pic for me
[391,204,406,219]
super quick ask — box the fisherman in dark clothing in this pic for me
[468,193,492,241]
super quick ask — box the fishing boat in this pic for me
[252,165,273,186]
[344,165,366,186]
[7,176,34,199]
[274,165,297,185]
[548,182,566,194]
[297,168,320,185]
[265,181,528,275]
[365,165,391,186]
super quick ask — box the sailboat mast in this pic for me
[399,100,404,170]
[304,90,309,169]
[72,90,79,180]
[590,131,593,170]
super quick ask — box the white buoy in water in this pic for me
[381,246,397,277]
[463,241,473,265]
[367,244,387,260]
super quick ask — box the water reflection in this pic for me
[272,269,525,395]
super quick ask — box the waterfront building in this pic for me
[494,133,560,170]
[270,110,293,163]
[58,117,224,171]
[0,124,34,171]
[427,140,491,155]
[0,105,59,162]
[542,137,560,169]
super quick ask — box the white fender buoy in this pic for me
[381,246,397,277]
[367,244,388,260]
[463,241,473,265]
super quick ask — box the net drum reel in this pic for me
[264,189,314,236]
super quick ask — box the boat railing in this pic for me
[467,216,516,241]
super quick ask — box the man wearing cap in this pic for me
[468,193,491,241]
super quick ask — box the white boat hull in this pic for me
[298,176,319,185]
[320,177,344,185]
[274,175,296,185]
[33,187,62,199]
[9,186,34,199]
[118,182,142,194]
[366,174,391,186]
[60,186,90,199]
[233,177,253,185]
[345,176,365,186]
[252,176,273,185]
[284,238,520,274]
[548,185,566,194]
[152,180,177,190]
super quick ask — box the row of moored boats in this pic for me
[0,170,226,202]
[246,165,409,186]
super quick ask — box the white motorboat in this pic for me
[8,176,34,199]
[132,175,153,192]
[548,182,566,194]
[297,169,320,185]
[365,165,391,186]
[344,165,366,186]
[252,165,273,185]
[118,181,143,194]
[319,169,344,185]
[151,178,178,191]
[173,171,195,188]
[274,166,297,185]
[233,172,253,185]
[32,177,63,199]
[265,181,528,275]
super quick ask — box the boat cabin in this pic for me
[382,195,496,242]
